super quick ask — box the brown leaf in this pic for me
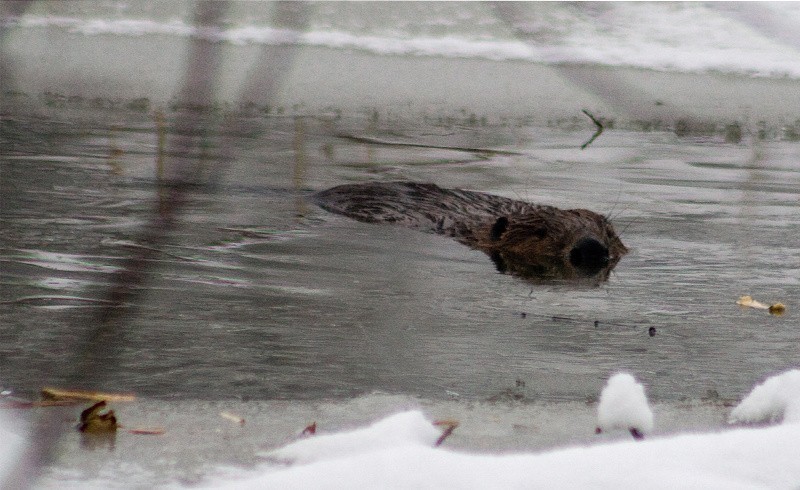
[78,401,118,433]
[42,387,135,403]
[737,296,787,316]
[220,411,246,426]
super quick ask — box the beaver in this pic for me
[313,181,628,281]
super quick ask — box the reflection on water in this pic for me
[0,109,798,404]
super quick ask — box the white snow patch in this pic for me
[729,369,800,425]
[0,411,26,484]
[596,372,654,436]
[261,410,442,464]
[204,419,800,490]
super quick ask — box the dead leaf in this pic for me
[220,411,245,426]
[42,387,135,403]
[737,296,787,316]
[301,422,317,436]
[737,295,768,309]
[769,303,786,316]
[78,401,118,433]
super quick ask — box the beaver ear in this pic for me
[490,217,509,241]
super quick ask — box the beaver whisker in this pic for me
[616,215,641,240]
[313,181,628,282]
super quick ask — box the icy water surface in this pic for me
[2,108,797,406]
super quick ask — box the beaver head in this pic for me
[479,208,628,280]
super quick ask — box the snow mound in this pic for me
[729,369,800,425]
[261,410,442,464]
[596,372,654,437]
[0,411,25,482]
[208,415,800,490]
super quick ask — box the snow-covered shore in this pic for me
[207,422,800,489]
[195,370,800,489]
[5,370,798,489]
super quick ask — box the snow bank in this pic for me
[261,410,441,464]
[3,370,800,488]
[206,370,800,489]
[209,415,800,490]
[729,369,800,425]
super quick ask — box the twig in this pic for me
[433,420,459,447]
[301,422,317,436]
[580,109,604,150]
[336,134,523,157]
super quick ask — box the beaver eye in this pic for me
[490,217,509,240]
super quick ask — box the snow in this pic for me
[728,369,800,425]
[260,410,442,464]
[0,411,26,483]
[12,4,800,78]
[208,414,800,490]
[3,370,800,488]
[596,372,654,438]
[207,370,800,489]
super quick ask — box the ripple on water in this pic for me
[16,249,122,273]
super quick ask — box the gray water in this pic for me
[2,106,797,407]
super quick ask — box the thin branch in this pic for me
[580,109,604,150]
[336,134,523,157]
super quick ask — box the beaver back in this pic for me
[313,181,628,280]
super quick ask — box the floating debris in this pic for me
[42,387,136,403]
[220,411,246,426]
[78,401,118,433]
[736,296,786,316]
[127,427,166,436]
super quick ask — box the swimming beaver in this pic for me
[313,181,628,281]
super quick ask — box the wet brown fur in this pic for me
[313,181,628,281]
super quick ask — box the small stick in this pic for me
[0,400,80,409]
[126,427,166,435]
[336,134,523,157]
[301,422,317,436]
[433,420,459,447]
[580,109,604,150]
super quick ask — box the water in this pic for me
[2,105,798,487]
[2,108,797,404]
[1,1,800,486]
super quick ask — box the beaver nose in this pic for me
[569,238,610,274]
